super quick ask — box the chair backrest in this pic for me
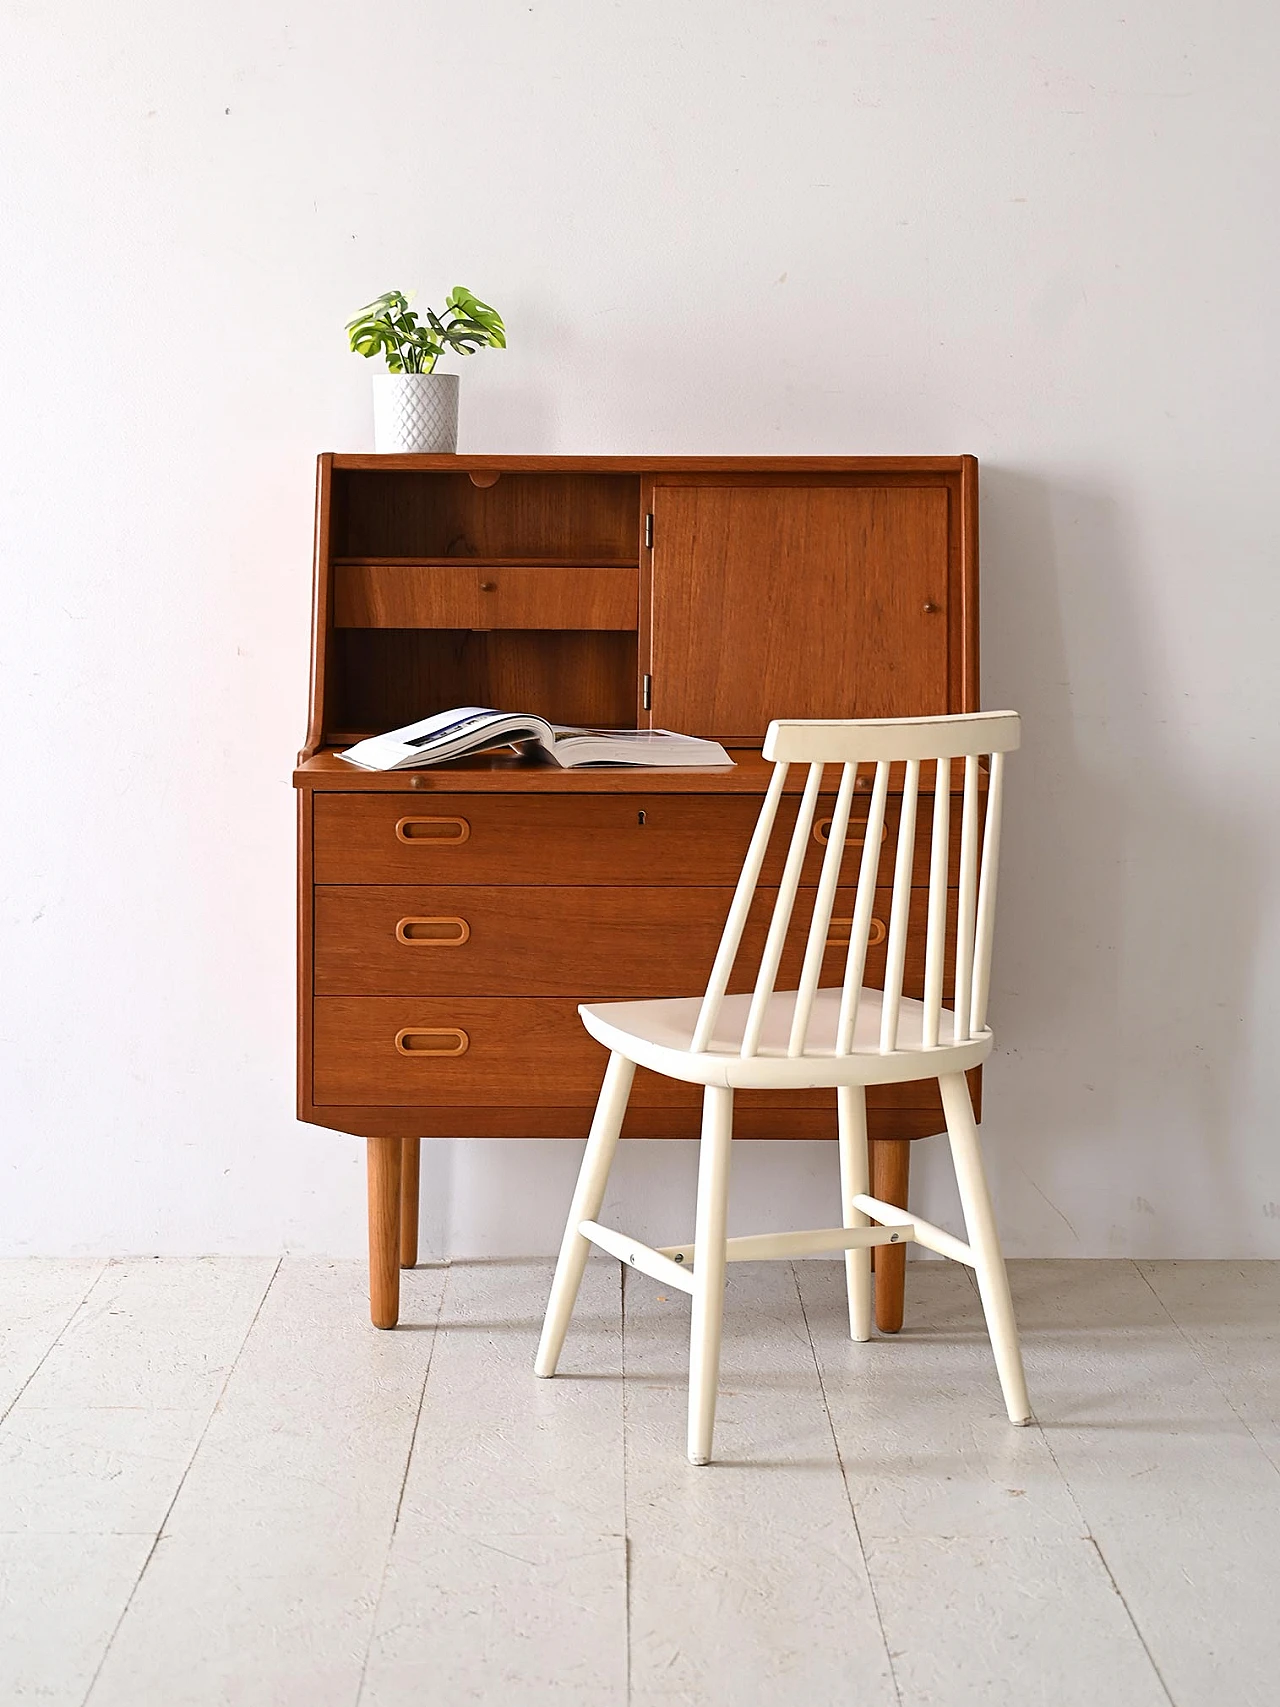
[690,712,1021,1058]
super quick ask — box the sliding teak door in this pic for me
[643,479,955,741]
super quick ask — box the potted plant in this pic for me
[346,287,507,453]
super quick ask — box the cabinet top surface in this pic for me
[293,749,977,794]
[296,748,770,793]
[327,453,974,474]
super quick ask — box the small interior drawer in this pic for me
[333,560,639,630]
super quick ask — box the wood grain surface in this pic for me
[645,482,951,739]
[312,791,965,888]
[333,561,639,631]
[312,883,958,998]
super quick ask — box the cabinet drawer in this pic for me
[333,561,639,630]
[314,883,957,998]
[314,996,928,1109]
[313,793,960,887]
[314,997,655,1106]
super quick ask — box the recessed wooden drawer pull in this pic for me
[394,1027,470,1057]
[395,916,471,946]
[814,818,888,848]
[826,917,887,948]
[395,816,471,845]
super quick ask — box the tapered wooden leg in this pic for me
[837,1086,872,1341]
[399,1137,421,1269]
[938,1073,1031,1423]
[535,1053,636,1378]
[871,1136,910,1333]
[688,1086,734,1466]
[367,1136,403,1330]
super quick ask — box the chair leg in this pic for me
[367,1136,403,1330]
[399,1137,421,1269]
[871,1138,910,1333]
[687,1086,734,1466]
[535,1052,636,1378]
[938,1072,1032,1424]
[837,1086,873,1341]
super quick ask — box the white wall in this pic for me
[3,2,1278,1261]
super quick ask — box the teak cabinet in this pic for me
[296,455,982,1329]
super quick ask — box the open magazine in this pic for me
[339,707,735,772]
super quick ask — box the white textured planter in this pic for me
[372,372,459,453]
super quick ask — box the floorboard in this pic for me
[1138,1258,1280,1468]
[797,1260,1081,1541]
[0,1533,154,1706]
[1011,1259,1280,1707]
[624,1259,896,1707]
[864,1533,1170,1707]
[360,1259,627,1707]
[0,1258,104,1419]
[798,1260,1169,1706]
[0,1258,276,1707]
[85,1259,446,1707]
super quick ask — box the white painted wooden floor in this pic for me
[2,1258,1278,1706]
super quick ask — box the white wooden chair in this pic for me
[535,712,1031,1465]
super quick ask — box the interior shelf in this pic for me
[332,556,637,569]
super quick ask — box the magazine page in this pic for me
[338,709,734,772]
[340,707,552,771]
[548,726,734,768]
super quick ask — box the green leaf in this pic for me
[348,284,504,366]
[347,290,405,325]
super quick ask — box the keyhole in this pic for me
[637,810,647,826]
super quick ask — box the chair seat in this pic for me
[579,986,993,1089]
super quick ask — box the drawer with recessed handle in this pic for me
[313,996,940,1109]
[313,884,956,998]
[311,793,960,887]
[312,997,646,1106]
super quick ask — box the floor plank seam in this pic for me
[77,1256,284,1707]
[789,1262,903,1707]
[1026,1264,1177,1707]
[0,1259,108,1429]
[1084,1535,1178,1707]
[354,1259,452,1707]
[1133,1261,1280,1482]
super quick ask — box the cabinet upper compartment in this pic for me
[302,457,977,763]
[332,468,640,563]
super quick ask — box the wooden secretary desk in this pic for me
[295,455,982,1329]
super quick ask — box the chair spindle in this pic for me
[741,762,824,1058]
[835,760,890,1055]
[788,762,858,1056]
[879,758,920,1053]
[953,753,981,1043]
[691,761,790,1053]
[970,749,1005,1035]
[922,755,951,1049]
